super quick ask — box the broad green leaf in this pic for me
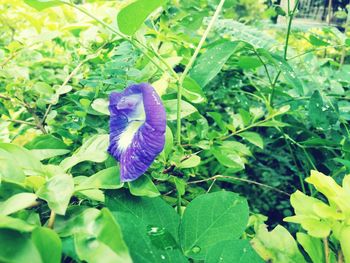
[238,132,264,149]
[0,193,38,216]
[0,143,44,176]
[309,35,329,46]
[74,208,132,263]
[308,91,338,130]
[60,134,109,171]
[25,135,68,150]
[257,48,303,94]
[37,174,74,215]
[179,191,249,259]
[32,227,62,263]
[296,233,324,263]
[128,175,160,197]
[305,170,350,214]
[211,146,245,170]
[107,191,180,242]
[221,141,252,156]
[182,77,206,104]
[0,215,36,232]
[0,149,26,183]
[237,56,263,70]
[25,135,70,160]
[190,40,240,87]
[117,0,167,36]
[164,99,197,120]
[257,120,290,127]
[91,98,109,115]
[251,225,306,263]
[205,239,264,263]
[77,189,105,202]
[178,155,201,168]
[23,0,63,11]
[75,166,123,191]
[0,229,42,263]
[54,207,100,237]
[107,191,186,263]
[31,149,70,161]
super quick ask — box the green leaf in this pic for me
[60,134,109,171]
[25,135,68,150]
[37,174,74,215]
[117,0,167,36]
[211,146,245,170]
[0,215,36,232]
[305,170,350,214]
[23,0,63,11]
[237,56,263,70]
[106,191,186,263]
[346,38,350,46]
[190,40,240,87]
[0,193,38,216]
[257,120,289,127]
[91,98,109,115]
[32,227,62,263]
[0,229,42,263]
[309,35,329,46]
[54,207,100,237]
[182,77,206,104]
[251,225,306,263]
[164,99,197,120]
[128,176,160,197]
[296,233,324,263]
[178,155,201,168]
[238,132,264,149]
[75,166,123,191]
[24,135,70,160]
[0,149,26,183]
[0,143,44,176]
[179,191,249,259]
[257,48,303,94]
[308,91,338,129]
[274,5,286,16]
[205,239,264,263]
[74,208,132,263]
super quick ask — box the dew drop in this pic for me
[191,246,201,254]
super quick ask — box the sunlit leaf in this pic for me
[117,0,167,35]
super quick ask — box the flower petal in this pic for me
[108,83,166,182]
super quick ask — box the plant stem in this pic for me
[176,0,226,144]
[338,249,344,263]
[188,175,290,197]
[47,210,56,229]
[270,0,299,106]
[324,238,330,263]
[177,191,182,216]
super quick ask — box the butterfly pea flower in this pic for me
[107,83,166,182]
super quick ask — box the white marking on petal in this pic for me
[118,121,144,152]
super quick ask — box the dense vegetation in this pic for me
[1,0,350,262]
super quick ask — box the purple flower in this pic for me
[108,83,166,182]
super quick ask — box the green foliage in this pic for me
[1,0,350,261]
[285,170,350,262]
[117,0,167,36]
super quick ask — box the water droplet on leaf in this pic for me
[191,246,201,254]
